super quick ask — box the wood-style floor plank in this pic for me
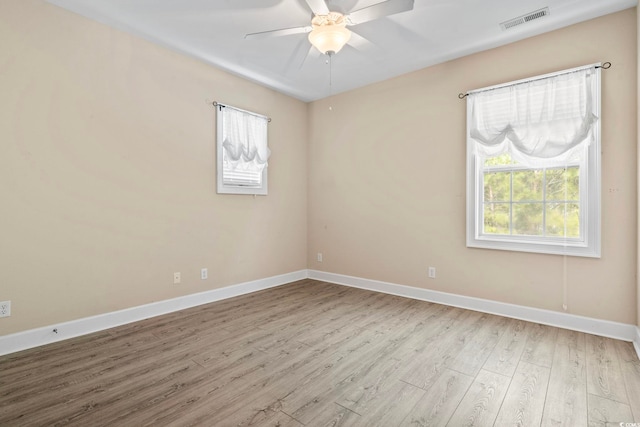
[447,314,510,377]
[399,368,474,427]
[541,328,588,427]
[350,380,425,427]
[280,330,401,424]
[399,309,484,390]
[521,322,558,368]
[304,403,360,427]
[446,369,511,426]
[615,340,640,421]
[586,334,629,404]
[493,361,551,426]
[482,319,529,377]
[334,354,405,415]
[1,280,639,427]
[587,394,633,427]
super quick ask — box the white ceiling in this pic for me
[46,0,636,102]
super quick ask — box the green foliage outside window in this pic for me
[482,154,580,238]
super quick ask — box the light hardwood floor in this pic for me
[1,279,639,426]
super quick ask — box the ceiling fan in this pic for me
[245,0,415,56]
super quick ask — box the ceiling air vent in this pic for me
[500,7,549,31]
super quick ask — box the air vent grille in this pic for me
[500,7,549,31]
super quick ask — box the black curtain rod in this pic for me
[212,101,271,122]
[457,62,611,100]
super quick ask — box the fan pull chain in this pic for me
[327,52,333,110]
[329,52,333,92]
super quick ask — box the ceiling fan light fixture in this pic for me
[308,13,352,54]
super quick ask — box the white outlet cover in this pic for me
[201,268,208,280]
[0,301,11,317]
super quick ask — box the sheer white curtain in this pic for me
[468,67,599,166]
[221,107,270,179]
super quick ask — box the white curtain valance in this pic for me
[222,107,270,173]
[468,66,599,166]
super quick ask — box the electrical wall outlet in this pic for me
[317,253,323,262]
[428,267,436,279]
[173,272,181,284]
[0,301,11,317]
[201,268,208,280]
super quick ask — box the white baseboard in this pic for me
[0,270,308,357]
[308,270,640,352]
[3,269,639,362]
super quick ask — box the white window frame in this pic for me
[216,104,269,195]
[465,66,601,258]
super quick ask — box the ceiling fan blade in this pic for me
[346,30,379,54]
[299,45,323,69]
[284,39,320,73]
[305,0,330,15]
[245,25,312,40]
[346,0,414,26]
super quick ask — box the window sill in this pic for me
[467,237,600,258]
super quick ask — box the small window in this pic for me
[216,103,270,195]
[466,65,601,257]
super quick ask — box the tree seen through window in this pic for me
[482,153,580,238]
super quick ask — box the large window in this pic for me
[466,65,601,257]
[216,103,270,195]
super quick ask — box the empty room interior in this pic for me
[2,0,640,425]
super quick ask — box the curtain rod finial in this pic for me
[458,93,468,99]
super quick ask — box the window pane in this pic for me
[484,153,515,167]
[513,203,543,236]
[483,203,510,235]
[513,170,543,201]
[566,168,579,200]
[545,203,580,238]
[483,171,510,202]
[546,167,579,202]
[223,167,262,186]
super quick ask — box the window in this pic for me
[466,64,601,257]
[482,154,581,237]
[216,103,270,195]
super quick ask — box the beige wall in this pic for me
[308,9,638,324]
[0,0,308,335]
[1,2,637,337]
